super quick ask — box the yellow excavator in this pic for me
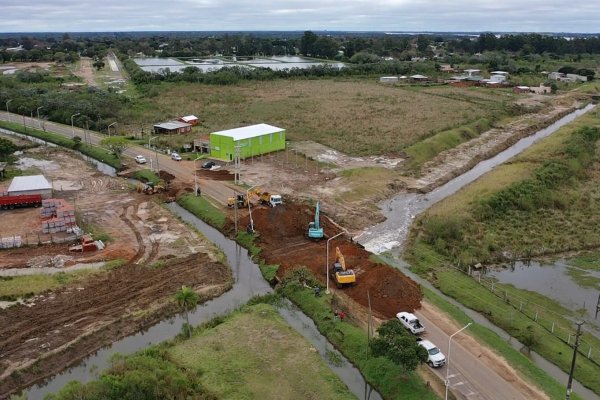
[331,247,356,288]
[227,188,261,208]
[136,181,165,194]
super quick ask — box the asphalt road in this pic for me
[0,111,540,399]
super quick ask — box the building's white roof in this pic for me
[490,71,509,75]
[410,74,428,79]
[8,175,52,192]
[464,69,481,72]
[154,121,191,130]
[516,86,530,90]
[212,123,285,141]
[180,115,198,122]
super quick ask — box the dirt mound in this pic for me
[196,169,235,181]
[247,204,422,319]
[158,170,176,183]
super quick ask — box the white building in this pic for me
[8,175,53,198]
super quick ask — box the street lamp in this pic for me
[36,106,43,129]
[149,136,160,173]
[5,99,12,115]
[326,232,345,294]
[246,185,258,232]
[108,122,117,136]
[445,322,472,400]
[70,112,80,138]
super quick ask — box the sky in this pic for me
[1,0,599,33]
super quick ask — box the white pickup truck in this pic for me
[396,311,425,335]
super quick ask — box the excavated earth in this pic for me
[0,255,231,397]
[244,204,422,319]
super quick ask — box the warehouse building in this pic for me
[153,121,192,135]
[8,175,53,198]
[210,124,286,161]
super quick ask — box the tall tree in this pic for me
[300,31,318,56]
[100,137,130,160]
[175,285,199,338]
[370,319,428,372]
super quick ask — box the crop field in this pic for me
[131,79,514,156]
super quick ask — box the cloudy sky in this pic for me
[1,0,599,33]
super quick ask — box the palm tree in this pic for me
[175,285,199,338]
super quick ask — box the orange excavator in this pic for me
[330,247,356,288]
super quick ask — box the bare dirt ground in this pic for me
[72,58,97,87]
[237,204,423,319]
[0,147,232,397]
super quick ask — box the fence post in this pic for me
[478,273,481,283]
[588,346,592,359]
[551,322,555,333]
[568,333,571,345]
[504,290,508,302]
[519,302,523,311]
[534,311,538,321]
[468,265,471,276]
[491,282,495,292]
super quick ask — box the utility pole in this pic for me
[566,321,584,400]
[595,293,599,320]
[234,143,242,184]
[233,190,238,234]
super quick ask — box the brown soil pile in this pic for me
[196,169,235,181]
[0,254,231,397]
[246,204,422,319]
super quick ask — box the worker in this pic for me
[338,310,346,321]
[313,286,321,297]
[196,187,201,196]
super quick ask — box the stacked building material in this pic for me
[1,236,22,249]
[41,199,77,234]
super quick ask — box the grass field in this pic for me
[169,303,356,400]
[0,270,99,301]
[176,193,226,229]
[126,79,515,156]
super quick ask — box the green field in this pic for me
[0,270,99,301]
[125,79,517,157]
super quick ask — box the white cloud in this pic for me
[0,0,598,32]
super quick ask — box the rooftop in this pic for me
[180,115,198,122]
[8,175,52,192]
[154,121,192,130]
[212,123,285,141]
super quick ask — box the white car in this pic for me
[134,155,147,164]
[171,152,182,161]
[418,339,446,368]
[396,312,425,335]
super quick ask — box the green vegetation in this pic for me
[404,117,492,170]
[281,268,438,400]
[170,303,355,400]
[47,303,355,400]
[567,252,600,289]
[99,136,130,160]
[132,169,161,185]
[174,285,200,338]
[259,264,279,282]
[45,348,212,400]
[370,319,428,371]
[421,286,584,400]
[0,121,121,169]
[103,258,127,271]
[176,193,226,229]
[0,270,97,301]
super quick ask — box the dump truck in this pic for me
[0,194,43,210]
[330,247,356,288]
[259,192,283,207]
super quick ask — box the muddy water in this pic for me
[487,260,600,323]
[360,104,596,255]
[24,203,380,400]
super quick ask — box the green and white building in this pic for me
[210,124,286,161]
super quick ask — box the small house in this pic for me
[193,135,211,154]
[179,115,200,126]
[409,74,429,82]
[463,69,481,77]
[439,64,456,73]
[529,84,552,94]
[513,86,530,94]
[153,121,192,135]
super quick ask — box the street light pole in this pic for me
[70,112,80,138]
[445,322,472,400]
[246,185,257,232]
[326,232,344,294]
[5,99,11,115]
[108,122,117,137]
[36,106,43,129]
[149,136,159,173]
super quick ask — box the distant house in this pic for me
[490,71,509,78]
[178,115,199,126]
[566,73,588,83]
[463,69,481,77]
[7,175,53,198]
[153,121,192,135]
[529,84,552,94]
[439,64,456,73]
[379,76,399,84]
[409,74,429,82]
[548,72,564,80]
[193,135,211,153]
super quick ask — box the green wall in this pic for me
[210,130,286,161]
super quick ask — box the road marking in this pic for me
[453,381,465,386]
[447,374,458,379]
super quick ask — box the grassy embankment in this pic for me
[132,169,161,184]
[0,270,99,302]
[176,193,226,229]
[0,121,121,169]
[46,303,357,400]
[406,107,600,394]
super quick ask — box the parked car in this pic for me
[202,161,216,169]
[396,311,425,335]
[134,155,147,164]
[417,339,446,368]
[171,152,182,161]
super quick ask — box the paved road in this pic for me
[417,311,528,400]
[0,111,235,204]
[0,111,541,400]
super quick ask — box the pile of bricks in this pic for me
[1,236,22,249]
[41,199,77,234]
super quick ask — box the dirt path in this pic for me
[72,57,98,87]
